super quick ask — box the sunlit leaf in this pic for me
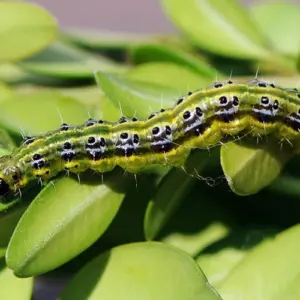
[6,172,128,277]
[19,42,128,79]
[221,140,293,195]
[0,2,57,61]
[95,71,179,118]
[61,242,221,300]
[162,0,270,59]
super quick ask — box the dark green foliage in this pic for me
[0,1,299,299]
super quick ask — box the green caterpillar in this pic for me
[0,78,300,198]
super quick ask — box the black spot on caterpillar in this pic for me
[1,79,300,198]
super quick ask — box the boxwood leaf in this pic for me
[6,173,127,277]
[162,0,270,59]
[221,140,293,195]
[130,43,217,78]
[0,2,57,62]
[0,82,14,104]
[196,227,278,287]
[144,149,219,240]
[127,62,211,91]
[269,175,300,198]
[0,203,28,247]
[19,42,128,79]
[94,71,179,118]
[0,128,15,152]
[60,242,221,300]
[0,91,89,135]
[251,2,300,57]
[62,28,177,50]
[217,225,300,300]
[0,258,33,300]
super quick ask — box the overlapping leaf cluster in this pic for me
[0,1,300,299]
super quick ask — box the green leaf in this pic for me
[162,0,269,59]
[0,2,57,62]
[198,247,246,288]
[127,62,211,91]
[269,175,300,198]
[130,43,217,78]
[144,149,218,240]
[6,173,127,277]
[0,249,6,258]
[16,85,103,114]
[57,86,103,107]
[0,203,28,247]
[19,42,128,79]
[196,228,278,287]
[165,222,230,258]
[0,82,14,104]
[0,258,33,300]
[62,28,176,50]
[95,71,179,118]
[221,140,293,195]
[0,128,16,152]
[0,91,89,135]
[251,2,300,57]
[60,242,221,300]
[160,172,236,257]
[14,84,107,118]
[0,63,30,84]
[217,225,300,300]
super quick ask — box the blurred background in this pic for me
[3,0,299,299]
[32,0,256,32]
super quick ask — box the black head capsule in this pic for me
[0,178,9,197]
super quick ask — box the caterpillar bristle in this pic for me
[1,79,300,199]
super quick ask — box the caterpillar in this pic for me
[0,78,300,199]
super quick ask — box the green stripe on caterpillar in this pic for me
[1,78,300,199]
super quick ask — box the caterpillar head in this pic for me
[0,155,21,197]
